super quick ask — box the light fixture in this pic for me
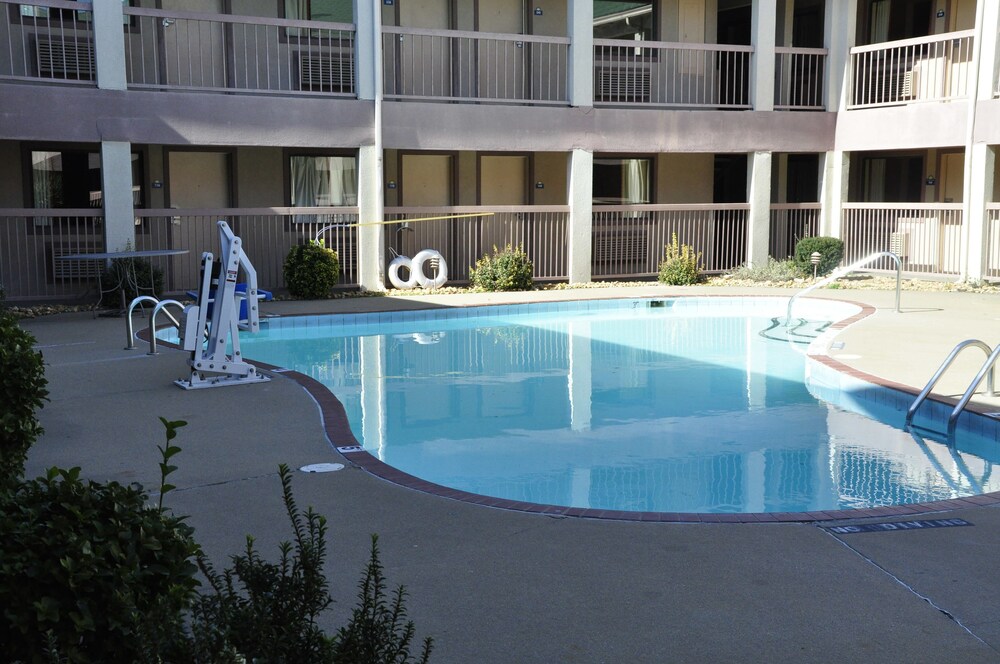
[925,175,936,186]
[535,181,544,189]
[387,180,397,189]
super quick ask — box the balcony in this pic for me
[123,7,355,96]
[381,27,569,104]
[848,31,975,109]
[774,47,826,110]
[769,203,821,259]
[0,0,97,85]
[842,203,964,276]
[592,40,752,109]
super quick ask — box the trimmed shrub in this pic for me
[0,311,48,486]
[657,233,703,286]
[284,240,341,299]
[0,466,200,662]
[99,256,165,309]
[794,236,844,278]
[469,244,533,292]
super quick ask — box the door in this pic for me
[479,155,528,256]
[395,0,452,97]
[476,0,527,100]
[399,154,454,262]
[166,150,232,288]
[158,0,227,89]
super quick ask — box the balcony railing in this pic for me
[842,203,963,276]
[774,47,826,110]
[848,30,975,109]
[986,204,1000,280]
[382,26,569,104]
[769,203,821,259]
[0,0,96,85]
[132,208,360,292]
[591,204,750,279]
[383,206,569,281]
[0,208,105,301]
[592,40,752,109]
[123,7,355,96]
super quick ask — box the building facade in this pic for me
[1,0,998,301]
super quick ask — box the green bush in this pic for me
[0,465,200,662]
[469,244,533,292]
[657,233,703,286]
[284,240,341,299]
[794,236,844,278]
[0,311,48,486]
[729,258,802,282]
[99,256,165,309]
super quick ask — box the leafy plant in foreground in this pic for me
[284,240,341,299]
[469,244,534,292]
[0,310,49,487]
[658,233,703,286]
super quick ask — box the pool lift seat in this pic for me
[175,220,270,390]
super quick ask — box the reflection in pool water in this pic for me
[236,298,1000,513]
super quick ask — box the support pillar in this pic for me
[358,145,385,291]
[965,145,995,282]
[100,141,135,252]
[567,0,593,107]
[746,151,772,268]
[820,151,849,239]
[750,0,776,111]
[567,149,593,284]
[93,0,126,91]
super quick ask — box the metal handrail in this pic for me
[785,251,901,325]
[906,339,996,427]
[147,300,185,355]
[947,345,1000,436]
[125,296,179,350]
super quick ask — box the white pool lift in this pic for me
[175,220,270,390]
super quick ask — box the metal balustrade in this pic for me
[382,26,569,103]
[769,203,821,260]
[842,203,964,276]
[591,204,750,278]
[383,206,569,282]
[132,208,360,292]
[123,7,355,96]
[849,30,975,109]
[0,0,96,85]
[774,47,826,110]
[592,39,752,109]
[986,204,1000,280]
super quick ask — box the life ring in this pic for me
[387,250,448,290]
[388,255,418,289]
[412,249,448,289]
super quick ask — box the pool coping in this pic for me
[145,293,1000,524]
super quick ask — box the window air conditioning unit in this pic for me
[889,231,909,258]
[595,62,651,103]
[298,52,354,93]
[35,37,95,80]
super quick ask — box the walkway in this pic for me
[21,285,1000,663]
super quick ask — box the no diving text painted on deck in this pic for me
[824,518,972,534]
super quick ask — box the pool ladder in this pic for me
[124,295,185,354]
[906,340,1000,436]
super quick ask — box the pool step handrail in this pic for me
[125,295,179,350]
[906,339,999,435]
[147,299,185,355]
[785,251,901,326]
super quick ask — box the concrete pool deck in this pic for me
[20,284,1000,662]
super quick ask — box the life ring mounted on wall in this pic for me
[387,249,449,290]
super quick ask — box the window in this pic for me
[593,1,654,41]
[289,154,357,223]
[593,158,651,205]
[30,150,143,210]
[18,1,130,24]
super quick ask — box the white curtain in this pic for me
[291,156,357,224]
[623,159,650,204]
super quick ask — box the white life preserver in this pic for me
[412,249,448,289]
[388,255,418,289]
[387,250,448,290]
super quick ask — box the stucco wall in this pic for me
[0,141,24,207]
[657,153,714,203]
[235,147,285,206]
[835,104,967,152]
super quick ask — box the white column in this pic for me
[824,0,857,112]
[100,141,135,252]
[567,320,592,432]
[567,149,593,284]
[358,145,385,290]
[353,0,377,101]
[567,0,593,107]
[93,0,127,90]
[750,0,776,111]
[746,151,772,267]
[961,1,997,282]
[820,151,849,239]
[360,335,385,459]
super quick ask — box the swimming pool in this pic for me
[231,296,1000,515]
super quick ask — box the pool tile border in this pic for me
[144,294,1000,524]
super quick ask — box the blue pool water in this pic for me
[230,297,1000,513]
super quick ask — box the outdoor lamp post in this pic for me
[810,251,821,280]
